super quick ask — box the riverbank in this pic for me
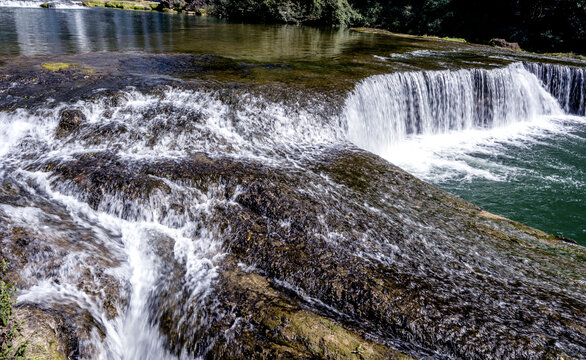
[81,0,158,11]
[80,0,208,14]
[350,27,586,62]
[6,0,585,55]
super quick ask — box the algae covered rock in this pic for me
[26,147,583,359]
[205,262,412,359]
[14,306,72,360]
[41,63,80,72]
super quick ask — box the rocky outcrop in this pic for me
[14,306,74,360]
[489,38,521,51]
[15,147,583,359]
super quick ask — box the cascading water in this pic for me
[1,58,585,359]
[0,87,343,359]
[343,61,586,242]
[0,0,82,8]
[344,63,565,155]
[524,62,586,115]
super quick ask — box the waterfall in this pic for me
[0,0,82,8]
[524,62,586,116]
[343,63,566,154]
[1,59,586,359]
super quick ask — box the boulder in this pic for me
[55,109,85,138]
[489,38,521,51]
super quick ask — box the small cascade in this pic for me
[524,62,586,115]
[0,86,341,359]
[344,63,564,154]
[0,0,82,8]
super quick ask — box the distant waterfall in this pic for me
[524,62,586,115]
[344,63,564,153]
[0,0,82,8]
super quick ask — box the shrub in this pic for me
[0,259,26,360]
[211,0,360,25]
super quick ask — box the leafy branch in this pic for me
[0,259,26,360]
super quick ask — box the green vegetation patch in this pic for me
[41,63,80,72]
[540,52,586,61]
[82,0,158,10]
[351,28,467,44]
[1,259,27,360]
[423,35,467,43]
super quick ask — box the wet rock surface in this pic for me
[489,38,521,51]
[0,53,585,360]
[55,109,86,138]
[15,147,583,359]
[14,305,74,360]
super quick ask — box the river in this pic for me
[0,5,585,360]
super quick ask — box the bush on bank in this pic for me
[0,260,26,360]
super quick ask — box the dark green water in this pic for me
[401,117,586,245]
[1,6,584,245]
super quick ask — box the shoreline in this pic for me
[350,27,586,62]
[80,0,207,14]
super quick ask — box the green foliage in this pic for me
[161,0,584,53]
[0,259,26,360]
[212,0,360,25]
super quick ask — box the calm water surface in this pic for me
[0,8,407,60]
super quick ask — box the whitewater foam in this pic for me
[342,62,586,183]
[2,60,585,358]
[0,0,83,8]
[379,115,585,183]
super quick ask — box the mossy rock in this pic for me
[193,264,412,359]
[41,63,80,72]
[81,1,104,6]
[14,306,70,360]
